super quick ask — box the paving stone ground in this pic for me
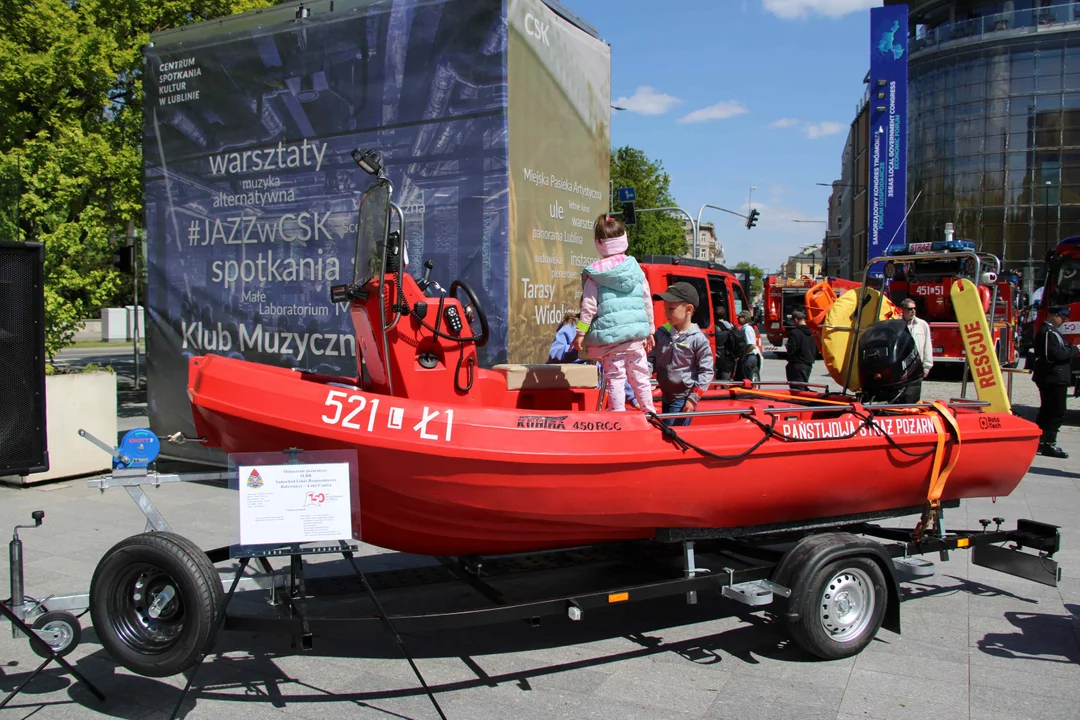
[1,355,1078,720]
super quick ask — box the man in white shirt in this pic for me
[899,297,933,402]
[737,310,762,382]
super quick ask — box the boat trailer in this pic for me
[2,429,1063,718]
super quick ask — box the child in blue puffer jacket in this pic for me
[572,216,656,412]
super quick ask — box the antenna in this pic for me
[884,189,923,251]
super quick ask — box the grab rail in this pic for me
[654,397,990,420]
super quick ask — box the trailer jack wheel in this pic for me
[787,556,887,660]
[89,532,223,677]
[30,611,81,659]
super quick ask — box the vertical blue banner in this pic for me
[868,3,908,276]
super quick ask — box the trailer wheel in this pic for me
[30,611,81,658]
[787,556,887,660]
[90,532,223,677]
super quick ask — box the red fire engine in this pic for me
[885,240,1021,367]
[1034,236,1080,390]
[764,275,859,350]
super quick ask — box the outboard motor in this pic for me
[857,319,923,402]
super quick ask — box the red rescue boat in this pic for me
[186,154,1040,557]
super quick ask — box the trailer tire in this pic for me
[786,556,887,660]
[30,611,81,658]
[90,532,223,677]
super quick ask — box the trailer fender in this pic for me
[769,532,902,635]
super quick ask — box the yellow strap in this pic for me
[928,401,961,503]
[914,401,963,540]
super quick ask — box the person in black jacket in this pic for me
[785,309,816,392]
[1033,306,1080,458]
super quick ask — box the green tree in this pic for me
[0,0,271,359]
[609,146,688,258]
[733,261,765,297]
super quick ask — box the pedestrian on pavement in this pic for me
[736,309,762,382]
[712,305,745,381]
[785,309,815,391]
[899,297,933,403]
[1032,306,1079,459]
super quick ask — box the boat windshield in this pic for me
[354,180,392,285]
[1046,255,1080,306]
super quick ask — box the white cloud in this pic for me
[768,118,800,129]
[767,118,846,139]
[677,100,749,124]
[804,121,846,139]
[612,86,681,115]
[762,0,881,20]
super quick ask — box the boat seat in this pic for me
[492,363,598,391]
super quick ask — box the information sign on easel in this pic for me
[225,448,360,558]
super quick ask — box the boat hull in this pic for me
[187,354,1039,556]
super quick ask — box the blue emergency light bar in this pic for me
[888,239,977,255]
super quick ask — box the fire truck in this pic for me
[640,256,760,376]
[763,275,860,350]
[885,239,1021,367]
[1033,236,1080,390]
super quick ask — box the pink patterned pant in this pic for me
[600,345,655,413]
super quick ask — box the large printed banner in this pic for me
[507,0,610,362]
[868,3,908,276]
[143,0,609,461]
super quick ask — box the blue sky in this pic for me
[567,0,884,273]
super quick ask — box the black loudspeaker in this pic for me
[0,241,49,475]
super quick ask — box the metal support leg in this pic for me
[124,486,173,533]
[684,541,698,605]
[256,556,281,606]
[8,536,23,638]
[938,507,950,562]
[289,554,312,651]
[170,556,250,720]
[341,549,447,720]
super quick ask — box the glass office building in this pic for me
[898,0,1080,284]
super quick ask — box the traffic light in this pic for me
[113,245,135,274]
[622,200,636,225]
[745,208,760,230]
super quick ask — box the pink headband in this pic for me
[595,233,628,256]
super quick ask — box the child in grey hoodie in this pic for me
[648,282,715,426]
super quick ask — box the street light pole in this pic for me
[695,203,755,259]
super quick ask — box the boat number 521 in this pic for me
[320,390,453,442]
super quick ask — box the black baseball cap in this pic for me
[653,281,699,307]
[1050,306,1071,318]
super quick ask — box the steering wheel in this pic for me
[448,279,489,348]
